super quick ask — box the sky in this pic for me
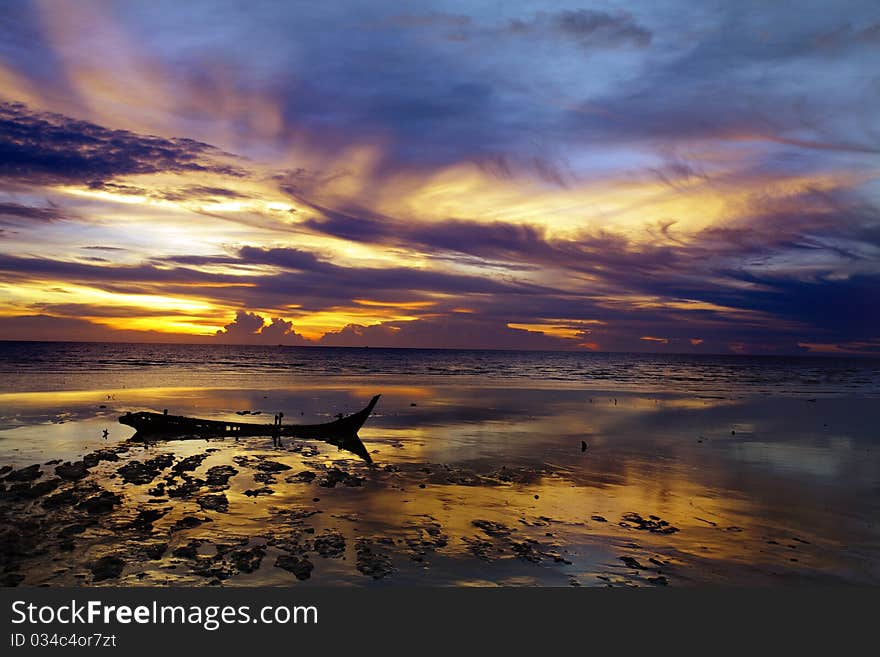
[0,0,878,354]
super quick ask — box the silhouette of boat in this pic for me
[118,394,380,463]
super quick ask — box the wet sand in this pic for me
[1,382,879,586]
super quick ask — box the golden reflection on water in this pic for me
[2,382,878,586]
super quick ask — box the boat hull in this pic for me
[118,394,380,463]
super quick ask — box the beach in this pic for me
[1,343,879,587]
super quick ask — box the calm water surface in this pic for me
[1,342,878,586]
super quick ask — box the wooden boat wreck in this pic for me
[118,394,380,463]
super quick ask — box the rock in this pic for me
[229,545,266,573]
[0,572,25,586]
[285,471,316,484]
[403,520,448,562]
[472,519,513,538]
[42,489,79,509]
[90,556,125,582]
[143,542,167,560]
[253,472,276,484]
[5,464,42,482]
[171,454,208,474]
[82,449,120,468]
[197,493,228,512]
[314,531,346,558]
[166,477,205,499]
[243,487,275,497]
[56,461,89,481]
[0,519,43,563]
[205,465,238,488]
[129,507,169,530]
[275,554,313,580]
[511,541,543,563]
[490,465,544,485]
[117,455,174,485]
[171,516,212,532]
[620,512,679,534]
[4,478,60,500]
[77,491,122,514]
[462,537,501,562]
[647,575,669,586]
[619,556,647,569]
[591,515,607,522]
[275,507,322,525]
[173,541,204,560]
[317,468,364,488]
[256,460,291,473]
[355,539,394,580]
[58,522,93,538]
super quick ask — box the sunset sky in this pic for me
[0,0,878,353]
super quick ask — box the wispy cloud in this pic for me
[0,1,877,354]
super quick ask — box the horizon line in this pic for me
[0,338,876,360]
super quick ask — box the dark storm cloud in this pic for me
[698,272,880,343]
[0,102,244,184]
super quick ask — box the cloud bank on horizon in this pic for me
[0,0,878,354]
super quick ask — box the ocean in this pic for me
[1,341,879,587]
[2,341,879,395]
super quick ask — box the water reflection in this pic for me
[1,382,878,586]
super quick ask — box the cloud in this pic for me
[214,310,309,345]
[508,9,652,50]
[0,4,877,355]
[0,102,244,185]
[317,315,578,350]
[816,21,880,49]
[86,181,250,203]
[0,314,208,343]
[0,201,65,224]
[236,245,549,299]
